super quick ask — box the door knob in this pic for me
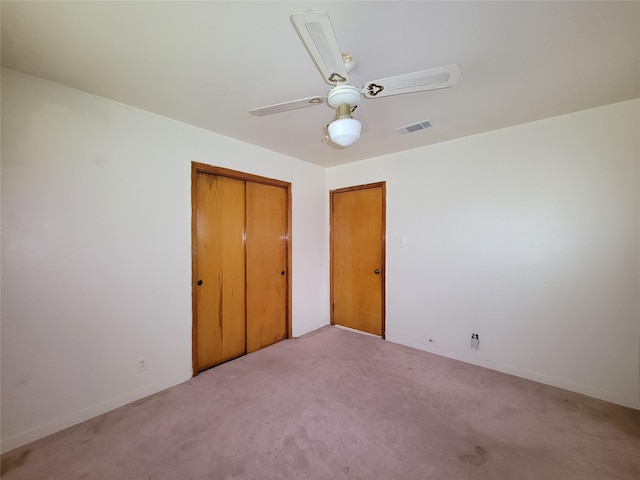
[281,271,286,276]
[374,269,381,274]
[197,279,203,286]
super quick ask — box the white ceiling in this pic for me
[2,1,639,168]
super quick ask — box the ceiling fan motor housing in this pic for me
[327,85,361,108]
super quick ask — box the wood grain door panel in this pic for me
[246,182,288,353]
[194,173,246,371]
[331,183,385,336]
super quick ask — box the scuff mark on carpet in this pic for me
[1,449,31,476]
[458,445,487,466]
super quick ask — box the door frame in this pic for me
[191,162,292,376]
[329,182,386,338]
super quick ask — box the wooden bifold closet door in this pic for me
[192,164,291,374]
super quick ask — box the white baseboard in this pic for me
[385,334,640,411]
[1,371,192,454]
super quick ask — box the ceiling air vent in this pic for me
[394,120,432,135]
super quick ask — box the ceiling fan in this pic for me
[250,10,462,147]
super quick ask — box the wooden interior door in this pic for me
[192,163,292,375]
[331,183,385,336]
[246,182,288,353]
[194,173,246,371]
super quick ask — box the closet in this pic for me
[191,163,291,373]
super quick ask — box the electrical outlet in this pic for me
[136,357,147,373]
[470,334,479,350]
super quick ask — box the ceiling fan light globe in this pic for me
[328,118,362,147]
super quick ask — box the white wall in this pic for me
[0,68,330,452]
[2,66,638,455]
[328,99,640,409]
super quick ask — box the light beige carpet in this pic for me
[2,325,639,479]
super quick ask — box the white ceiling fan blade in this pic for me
[290,10,349,86]
[362,64,462,99]
[249,96,326,116]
